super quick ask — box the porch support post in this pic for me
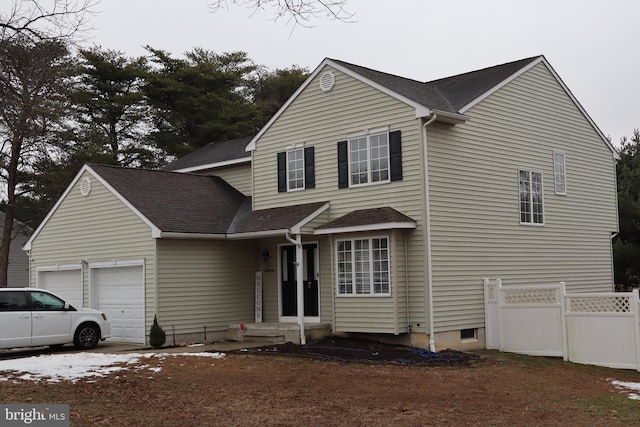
[286,231,306,345]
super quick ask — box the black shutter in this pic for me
[304,146,315,189]
[389,130,402,182]
[337,140,348,188]
[277,151,286,192]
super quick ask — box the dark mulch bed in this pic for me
[231,336,480,366]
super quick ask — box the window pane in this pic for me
[370,133,389,182]
[519,170,531,223]
[337,241,352,294]
[553,153,566,194]
[531,172,544,224]
[350,138,368,185]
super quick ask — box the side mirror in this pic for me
[64,302,70,310]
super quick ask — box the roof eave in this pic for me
[314,221,416,235]
[157,232,227,240]
[172,156,251,173]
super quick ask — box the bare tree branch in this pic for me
[0,0,99,43]
[208,0,354,28]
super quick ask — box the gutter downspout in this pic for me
[285,231,306,345]
[422,112,437,352]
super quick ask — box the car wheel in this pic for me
[74,323,100,350]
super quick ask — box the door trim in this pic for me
[277,241,320,323]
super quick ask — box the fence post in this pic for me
[559,282,568,362]
[496,279,503,351]
[633,289,640,371]
[483,278,502,350]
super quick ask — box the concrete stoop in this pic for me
[227,322,332,344]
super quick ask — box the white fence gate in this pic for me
[484,279,640,371]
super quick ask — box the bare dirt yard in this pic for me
[2,337,640,426]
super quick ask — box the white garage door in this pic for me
[94,266,145,344]
[39,269,83,308]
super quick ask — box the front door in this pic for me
[280,243,319,320]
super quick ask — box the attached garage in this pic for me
[90,264,145,344]
[37,267,83,309]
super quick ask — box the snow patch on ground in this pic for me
[0,352,224,383]
[610,379,640,400]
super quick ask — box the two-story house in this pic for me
[23,55,618,349]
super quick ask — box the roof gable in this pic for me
[247,55,617,159]
[25,165,248,249]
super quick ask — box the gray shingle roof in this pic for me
[163,135,252,172]
[90,165,328,237]
[315,207,415,231]
[90,164,246,235]
[228,200,328,234]
[330,56,541,114]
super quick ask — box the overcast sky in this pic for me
[76,1,640,146]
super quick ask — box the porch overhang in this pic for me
[226,201,330,239]
[314,206,416,235]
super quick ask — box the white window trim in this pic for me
[347,127,391,188]
[286,147,305,192]
[335,235,391,297]
[518,169,545,226]
[553,151,567,195]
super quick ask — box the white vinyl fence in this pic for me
[484,279,640,371]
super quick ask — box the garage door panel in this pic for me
[94,266,145,344]
[39,270,83,309]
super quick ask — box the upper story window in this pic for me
[349,131,389,185]
[287,149,305,191]
[277,146,315,193]
[553,152,566,195]
[338,129,402,189]
[337,236,390,296]
[519,169,544,225]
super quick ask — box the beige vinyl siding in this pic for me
[156,239,257,334]
[427,62,618,332]
[28,170,156,327]
[251,66,428,333]
[200,163,252,196]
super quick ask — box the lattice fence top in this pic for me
[568,296,631,313]
[504,287,560,304]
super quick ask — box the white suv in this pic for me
[0,288,111,350]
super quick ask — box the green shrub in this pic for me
[149,314,166,348]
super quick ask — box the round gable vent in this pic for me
[319,71,335,92]
[80,177,92,197]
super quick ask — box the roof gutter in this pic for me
[422,111,438,352]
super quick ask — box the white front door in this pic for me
[94,266,145,343]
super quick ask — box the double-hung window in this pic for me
[277,146,315,192]
[349,130,389,186]
[337,129,402,188]
[519,170,544,225]
[337,237,390,296]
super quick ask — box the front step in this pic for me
[242,330,285,343]
[227,322,332,344]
